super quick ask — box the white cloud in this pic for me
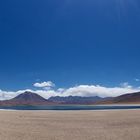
[33,81,55,89]
[60,84,140,98]
[120,82,132,89]
[0,83,140,100]
[135,79,140,82]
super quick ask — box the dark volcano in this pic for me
[0,91,53,106]
[11,91,47,102]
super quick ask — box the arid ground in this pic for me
[0,110,140,140]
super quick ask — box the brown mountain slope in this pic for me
[96,92,140,104]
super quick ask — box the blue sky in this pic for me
[0,0,140,92]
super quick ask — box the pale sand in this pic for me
[0,110,140,140]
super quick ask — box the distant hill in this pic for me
[0,91,54,106]
[96,92,140,104]
[48,96,103,104]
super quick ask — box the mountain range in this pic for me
[48,96,103,104]
[0,91,140,106]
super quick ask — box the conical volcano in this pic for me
[11,91,47,102]
[0,91,53,106]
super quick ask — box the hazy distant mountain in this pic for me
[48,96,103,104]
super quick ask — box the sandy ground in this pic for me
[0,110,140,140]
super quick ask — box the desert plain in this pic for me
[0,110,140,140]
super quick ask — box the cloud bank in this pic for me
[0,82,140,100]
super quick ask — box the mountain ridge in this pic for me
[48,96,103,104]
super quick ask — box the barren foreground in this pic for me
[0,110,140,140]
